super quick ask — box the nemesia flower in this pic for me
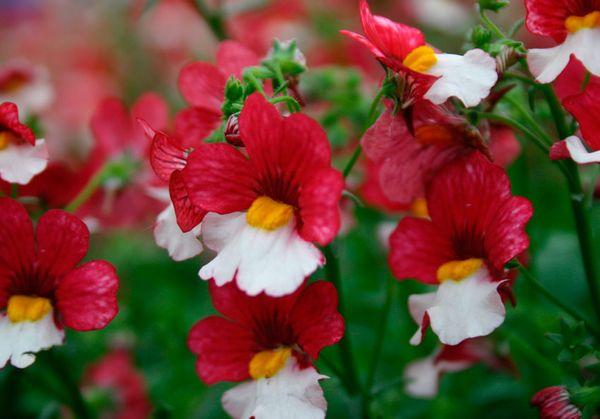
[531,386,582,419]
[389,152,532,345]
[0,198,119,368]
[341,0,497,107]
[188,280,344,418]
[143,121,205,261]
[361,101,488,205]
[0,102,48,185]
[176,40,259,142]
[404,338,509,398]
[551,60,600,164]
[0,60,53,117]
[526,0,600,83]
[83,348,152,419]
[182,93,344,297]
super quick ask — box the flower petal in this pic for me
[564,135,600,164]
[55,261,119,331]
[216,40,260,80]
[149,130,187,182]
[0,102,35,145]
[177,62,226,113]
[563,77,600,151]
[154,204,202,261]
[169,170,207,232]
[174,107,222,146]
[0,139,48,185]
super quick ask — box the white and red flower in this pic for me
[341,0,497,107]
[176,40,259,142]
[181,93,344,297]
[0,198,119,368]
[389,152,532,345]
[526,0,600,83]
[83,348,152,419]
[531,386,582,419]
[188,280,343,419]
[0,102,48,185]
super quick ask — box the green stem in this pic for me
[476,111,549,154]
[322,244,361,396]
[365,278,395,393]
[64,164,109,213]
[540,84,571,139]
[502,95,553,145]
[479,9,506,39]
[518,264,600,337]
[193,0,228,41]
[342,87,386,178]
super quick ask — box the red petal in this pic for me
[216,40,260,80]
[290,281,344,359]
[174,107,222,147]
[298,168,344,245]
[339,30,384,58]
[149,131,187,182]
[188,316,255,384]
[563,77,600,151]
[489,124,521,167]
[389,217,454,284]
[131,92,168,132]
[35,209,89,279]
[55,260,119,331]
[524,0,599,41]
[0,198,35,306]
[554,57,588,101]
[549,139,571,160]
[177,62,226,113]
[185,143,257,213]
[91,98,133,157]
[169,170,206,232]
[0,102,35,145]
[358,0,425,61]
[427,152,533,272]
[359,157,411,213]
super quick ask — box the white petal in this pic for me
[409,268,505,346]
[408,292,436,345]
[565,136,600,164]
[404,355,440,399]
[424,49,498,107]
[528,29,600,83]
[0,311,64,369]
[154,204,202,261]
[222,357,327,419]
[199,212,323,297]
[0,139,48,185]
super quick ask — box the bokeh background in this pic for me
[0,0,599,417]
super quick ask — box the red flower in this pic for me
[83,349,152,419]
[532,386,582,419]
[0,198,119,368]
[0,102,35,145]
[525,0,600,43]
[187,280,344,384]
[182,93,343,296]
[176,41,259,143]
[389,152,532,284]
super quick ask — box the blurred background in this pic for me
[0,0,598,418]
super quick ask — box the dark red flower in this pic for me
[389,152,533,284]
[187,280,344,384]
[525,0,600,43]
[532,386,582,419]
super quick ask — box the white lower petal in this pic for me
[199,212,323,297]
[222,357,327,419]
[565,136,600,164]
[404,352,474,399]
[0,139,48,185]
[528,29,600,83]
[409,268,505,346]
[424,49,498,107]
[154,204,202,261]
[0,311,64,369]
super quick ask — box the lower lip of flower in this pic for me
[246,196,295,231]
[565,11,600,33]
[7,295,52,323]
[437,258,483,282]
[402,45,438,73]
[249,347,292,379]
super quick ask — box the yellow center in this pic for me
[0,131,12,151]
[7,295,52,323]
[436,258,483,282]
[246,196,294,231]
[410,198,429,219]
[249,347,292,380]
[402,46,438,73]
[565,11,600,33]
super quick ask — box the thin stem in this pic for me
[540,84,571,139]
[502,95,553,145]
[476,111,549,154]
[64,164,109,213]
[518,263,600,337]
[322,244,361,395]
[192,0,228,41]
[342,87,386,178]
[508,17,525,37]
[479,9,506,39]
[503,72,537,86]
